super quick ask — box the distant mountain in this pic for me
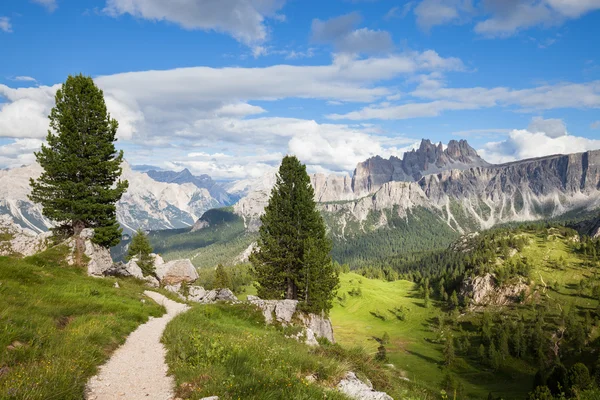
[0,162,222,234]
[234,139,600,238]
[147,169,238,206]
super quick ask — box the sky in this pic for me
[1,0,600,180]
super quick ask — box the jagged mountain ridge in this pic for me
[146,168,237,206]
[0,162,223,233]
[234,140,600,236]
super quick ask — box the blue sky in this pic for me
[1,0,599,179]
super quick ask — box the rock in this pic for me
[460,273,529,306]
[192,288,238,304]
[247,296,335,345]
[143,276,159,288]
[63,229,114,276]
[337,372,392,400]
[235,242,258,264]
[298,313,335,344]
[113,282,120,289]
[155,259,198,285]
[164,283,182,294]
[104,260,144,279]
[151,253,164,266]
[199,397,219,400]
[0,215,50,256]
[187,286,207,302]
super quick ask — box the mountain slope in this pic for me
[0,162,222,233]
[147,168,237,206]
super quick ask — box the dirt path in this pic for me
[86,291,189,400]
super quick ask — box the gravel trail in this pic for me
[86,291,189,400]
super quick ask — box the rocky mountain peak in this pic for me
[352,138,489,196]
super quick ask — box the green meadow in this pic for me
[0,246,169,400]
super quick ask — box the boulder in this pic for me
[103,260,144,279]
[337,372,392,400]
[155,259,198,285]
[187,286,207,302]
[64,229,114,276]
[298,313,335,344]
[0,215,50,257]
[247,296,335,345]
[143,275,159,288]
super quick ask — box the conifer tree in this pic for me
[215,264,231,289]
[251,155,338,313]
[29,74,128,248]
[126,230,154,276]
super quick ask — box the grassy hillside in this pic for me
[0,247,167,399]
[163,302,434,400]
[338,225,600,399]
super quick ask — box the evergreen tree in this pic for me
[29,74,128,248]
[444,335,456,366]
[126,230,154,276]
[215,264,231,289]
[251,156,338,313]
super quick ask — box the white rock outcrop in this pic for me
[337,372,393,400]
[64,229,114,276]
[0,215,50,256]
[247,295,335,345]
[155,259,198,285]
[460,273,529,306]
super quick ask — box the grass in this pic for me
[330,273,536,399]
[163,302,433,400]
[0,246,167,399]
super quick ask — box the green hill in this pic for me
[332,224,600,399]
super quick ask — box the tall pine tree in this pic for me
[250,155,338,313]
[29,74,128,248]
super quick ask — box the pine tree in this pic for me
[444,335,456,366]
[215,264,231,289]
[126,230,154,276]
[29,74,128,248]
[250,156,339,313]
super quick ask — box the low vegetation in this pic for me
[0,247,166,399]
[163,302,433,400]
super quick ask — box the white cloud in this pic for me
[311,13,394,54]
[329,80,600,120]
[0,17,12,33]
[103,0,286,45]
[13,76,37,82]
[479,129,600,164]
[0,139,43,168]
[414,0,476,30]
[413,0,600,37]
[527,116,567,138]
[32,0,58,12]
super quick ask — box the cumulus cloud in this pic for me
[478,117,600,163]
[311,13,394,54]
[413,0,600,36]
[103,0,286,46]
[0,17,12,33]
[479,129,600,164]
[527,116,567,138]
[32,0,58,12]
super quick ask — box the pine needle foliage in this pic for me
[250,155,339,313]
[29,74,128,248]
[126,229,155,276]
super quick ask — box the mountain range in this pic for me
[1,139,599,246]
